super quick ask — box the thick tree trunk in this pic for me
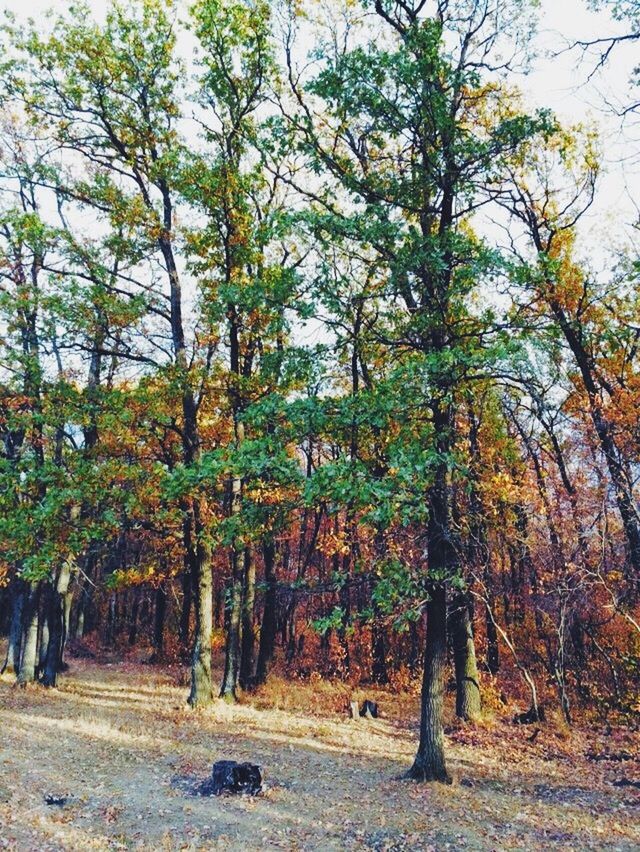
[255,539,277,686]
[409,582,451,783]
[239,548,255,690]
[451,591,481,721]
[2,578,25,675]
[41,560,72,687]
[18,582,40,686]
[410,398,454,784]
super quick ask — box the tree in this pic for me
[282,0,547,780]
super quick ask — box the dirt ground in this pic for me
[0,657,638,851]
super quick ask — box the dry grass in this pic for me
[0,657,638,851]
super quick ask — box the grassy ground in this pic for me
[0,656,638,851]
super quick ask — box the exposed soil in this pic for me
[0,659,638,850]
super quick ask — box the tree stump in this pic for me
[200,760,262,796]
[359,699,378,719]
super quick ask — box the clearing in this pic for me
[0,658,638,851]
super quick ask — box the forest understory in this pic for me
[2,0,640,847]
[0,647,638,852]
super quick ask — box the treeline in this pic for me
[0,0,638,783]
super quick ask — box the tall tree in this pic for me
[285,0,545,781]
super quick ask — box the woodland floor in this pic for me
[0,651,638,851]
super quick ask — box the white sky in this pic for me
[523,2,640,256]
[3,0,639,256]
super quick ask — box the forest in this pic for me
[0,0,639,849]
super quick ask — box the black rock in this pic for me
[200,760,262,796]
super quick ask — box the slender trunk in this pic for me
[484,567,500,675]
[220,406,245,700]
[467,403,497,675]
[514,504,544,635]
[179,510,194,647]
[60,586,72,670]
[408,620,421,674]
[370,513,388,686]
[220,545,243,701]
[553,304,640,575]
[255,539,277,686]
[485,599,541,719]
[38,607,49,673]
[106,594,116,647]
[188,502,213,707]
[128,587,140,646]
[239,548,256,690]
[159,215,213,707]
[371,615,388,685]
[151,583,167,663]
[73,548,97,640]
[450,591,481,721]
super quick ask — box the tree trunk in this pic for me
[255,539,277,686]
[371,615,388,685]
[128,587,140,646]
[60,586,72,670]
[2,578,25,675]
[41,560,72,687]
[410,398,454,784]
[220,546,243,701]
[484,570,500,675]
[38,606,49,673]
[179,510,194,648]
[106,594,116,647]
[18,582,40,686]
[409,582,451,783]
[408,619,420,674]
[188,501,213,708]
[451,591,481,721]
[151,583,167,663]
[552,303,640,576]
[239,548,255,690]
[220,408,245,701]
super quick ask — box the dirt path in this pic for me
[0,661,638,850]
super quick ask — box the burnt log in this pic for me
[513,705,545,725]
